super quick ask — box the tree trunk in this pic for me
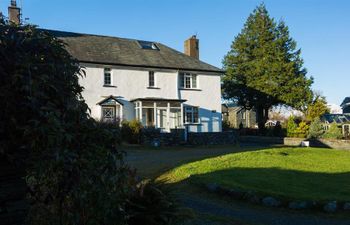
[256,106,269,135]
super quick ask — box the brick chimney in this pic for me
[184,35,199,59]
[8,0,20,24]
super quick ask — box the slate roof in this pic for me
[341,97,350,107]
[43,29,223,73]
[321,114,350,124]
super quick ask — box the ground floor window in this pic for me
[185,106,199,123]
[102,106,115,122]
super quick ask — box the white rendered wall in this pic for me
[79,63,222,132]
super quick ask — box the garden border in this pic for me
[205,183,350,213]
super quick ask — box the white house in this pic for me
[47,30,223,132]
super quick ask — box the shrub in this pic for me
[273,121,283,137]
[126,180,193,225]
[1,21,130,224]
[323,122,343,139]
[287,116,297,137]
[294,121,309,138]
[97,120,122,145]
[308,117,324,139]
[121,119,143,144]
[222,119,231,131]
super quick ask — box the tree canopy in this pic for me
[305,95,330,122]
[222,4,313,131]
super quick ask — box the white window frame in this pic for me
[101,106,115,122]
[184,106,199,124]
[179,72,197,89]
[148,71,155,87]
[104,68,112,86]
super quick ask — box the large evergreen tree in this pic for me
[222,4,313,132]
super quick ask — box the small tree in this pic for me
[294,121,309,138]
[305,95,330,122]
[308,117,324,139]
[287,116,297,137]
[323,122,343,139]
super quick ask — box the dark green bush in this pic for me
[0,21,130,225]
[323,122,343,139]
[222,119,231,131]
[97,121,122,145]
[121,119,143,144]
[307,117,324,139]
[126,180,193,225]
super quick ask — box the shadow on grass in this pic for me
[125,145,295,178]
[176,167,350,202]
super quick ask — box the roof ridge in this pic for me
[40,28,157,43]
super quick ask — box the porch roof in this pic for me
[130,97,187,103]
[97,95,124,105]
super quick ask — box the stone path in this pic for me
[180,192,350,225]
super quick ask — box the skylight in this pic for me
[137,40,159,50]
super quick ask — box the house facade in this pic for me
[48,30,223,132]
[221,103,257,128]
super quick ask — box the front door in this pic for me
[157,109,167,131]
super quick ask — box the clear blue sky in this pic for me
[1,0,349,105]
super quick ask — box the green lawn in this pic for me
[160,147,350,202]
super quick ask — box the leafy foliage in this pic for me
[294,121,309,138]
[323,122,343,139]
[0,21,131,224]
[121,119,143,144]
[308,117,324,139]
[305,96,329,122]
[286,116,298,137]
[222,4,313,132]
[126,180,193,225]
[222,119,231,131]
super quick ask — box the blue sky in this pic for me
[1,0,349,105]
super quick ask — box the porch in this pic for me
[132,98,186,132]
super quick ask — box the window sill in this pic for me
[179,88,201,91]
[103,85,117,88]
[184,123,202,126]
[147,86,160,89]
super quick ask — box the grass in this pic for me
[160,147,350,202]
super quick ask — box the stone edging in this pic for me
[205,183,350,213]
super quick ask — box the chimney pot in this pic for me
[184,35,199,60]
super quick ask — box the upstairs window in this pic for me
[148,71,155,87]
[138,40,159,50]
[179,72,197,89]
[184,106,199,123]
[104,68,111,86]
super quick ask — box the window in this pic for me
[102,106,115,122]
[184,106,199,123]
[138,40,159,50]
[104,68,111,85]
[179,72,197,89]
[149,71,155,87]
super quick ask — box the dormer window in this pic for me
[138,40,159,50]
[104,68,111,86]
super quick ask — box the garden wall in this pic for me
[188,131,237,145]
[141,128,186,146]
[141,129,237,146]
[239,136,350,150]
